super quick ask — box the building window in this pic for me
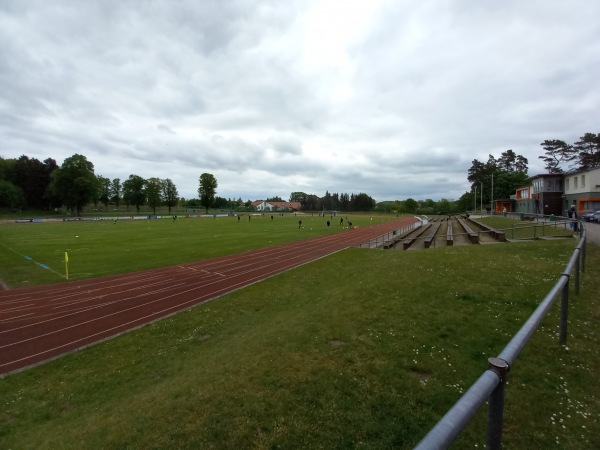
[574,177,578,189]
[566,178,569,190]
[582,175,585,188]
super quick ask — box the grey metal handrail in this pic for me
[415,222,587,449]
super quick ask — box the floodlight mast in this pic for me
[480,181,483,215]
[491,174,494,214]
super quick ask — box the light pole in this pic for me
[491,174,494,215]
[480,181,483,215]
[474,185,477,213]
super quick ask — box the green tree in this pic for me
[145,177,163,215]
[0,157,17,183]
[123,175,146,213]
[50,154,98,216]
[97,175,111,209]
[289,192,307,202]
[436,198,452,214]
[111,178,122,208]
[467,151,528,206]
[350,193,375,211]
[13,156,57,209]
[539,139,575,173]
[573,132,600,169]
[198,173,218,213]
[162,178,179,214]
[0,179,25,209]
[497,149,528,173]
[213,196,229,209]
[404,198,418,213]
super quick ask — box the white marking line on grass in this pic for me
[0,243,67,280]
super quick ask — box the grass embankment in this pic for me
[1,239,598,448]
[0,213,393,288]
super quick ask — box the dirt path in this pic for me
[583,221,600,245]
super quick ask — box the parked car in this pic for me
[582,210,600,222]
[592,211,600,223]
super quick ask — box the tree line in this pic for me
[0,153,188,215]
[2,133,597,214]
[289,191,376,212]
[539,132,600,173]
[0,153,377,214]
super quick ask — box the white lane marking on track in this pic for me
[0,303,35,313]
[0,281,189,332]
[0,312,34,322]
[200,269,226,277]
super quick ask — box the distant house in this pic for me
[563,167,600,215]
[251,201,301,212]
[514,183,532,214]
[530,174,564,216]
[494,199,514,214]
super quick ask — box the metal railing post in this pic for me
[574,250,580,295]
[486,358,510,450]
[560,277,569,346]
[582,238,586,273]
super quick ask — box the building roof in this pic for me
[252,201,301,209]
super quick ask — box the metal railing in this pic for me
[359,221,421,248]
[414,222,587,449]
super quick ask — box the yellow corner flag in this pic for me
[64,251,69,280]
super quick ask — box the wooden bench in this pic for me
[382,239,397,249]
[402,223,431,249]
[457,218,479,243]
[424,222,442,248]
[446,221,454,246]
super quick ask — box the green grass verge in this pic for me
[0,213,396,288]
[1,240,598,448]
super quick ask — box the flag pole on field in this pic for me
[65,251,69,280]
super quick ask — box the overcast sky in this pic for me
[1,1,599,202]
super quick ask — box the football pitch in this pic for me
[0,213,393,289]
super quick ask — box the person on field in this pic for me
[298,220,302,229]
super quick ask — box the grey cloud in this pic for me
[1,1,599,202]
[157,124,176,134]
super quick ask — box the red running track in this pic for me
[0,217,417,375]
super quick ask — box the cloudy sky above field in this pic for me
[1,1,599,202]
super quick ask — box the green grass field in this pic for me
[0,213,394,289]
[1,217,598,448]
